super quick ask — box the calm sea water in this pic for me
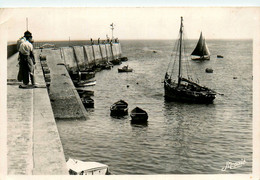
[55,39,252,174]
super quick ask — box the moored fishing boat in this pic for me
[164,17,216,104]
[118,65,133,73]
[120,57,128,61]
[76,89,94,97]
[130,107,148,123]
[81,96,94,108]
[205,68,213,73]
[191,32,211,60]
[110,58,121,65]
[75,80,96,87]
[66,158,111,175]
[110,100,128,116]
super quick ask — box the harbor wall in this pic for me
[61,42,123,70]
[7,44,17,58]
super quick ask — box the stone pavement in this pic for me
[7,52,68,175]
[41,48,88,120]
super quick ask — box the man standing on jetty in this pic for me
[17,31,37,88]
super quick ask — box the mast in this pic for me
[110,23,115,41]
[26,17,28,31]
[178,17,183,86]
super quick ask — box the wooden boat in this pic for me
[191,32,211,61]
[205,68,213,73]
[217,55,224,58]
[120,57,128,62]
[110,100,128,116]
[130,107,148,123]
[81,97,94,108]
[99,62,113,70]
[69,71,95,82]
[66,158,111,175]
[76,80,96,87]
[110,58,121,65]
[164,17,216,104]
[76,89,94,97]
[118,65,133,73]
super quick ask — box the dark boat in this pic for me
[130,107,148,123]
[217,55,224,58]
[81,97,94,108]
[191,32,211,61]
[205,68,213,73]
[120,57,128,62]
[164,17,216,104]
[76,89,94,97]
[110,100,128,116]
[110,58,121,65]
[100,62,113,70]
[118,65,133,73]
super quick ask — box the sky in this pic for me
[1,7,259,42]
[0,0,260,7]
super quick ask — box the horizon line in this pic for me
[7,38,253,44]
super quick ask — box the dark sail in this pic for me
[191,32,210,57]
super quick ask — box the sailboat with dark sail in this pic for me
[191,32,210,60]
[164,17,216,103]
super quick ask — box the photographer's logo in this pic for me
[221,159,246,171]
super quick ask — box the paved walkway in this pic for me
[7,52,68,175]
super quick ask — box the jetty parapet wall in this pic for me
[61,42,123,72]
[7,52,68,175]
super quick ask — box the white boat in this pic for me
[66,158,111,175]
[76,80,96,87]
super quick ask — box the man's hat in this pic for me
[24,30,32,38]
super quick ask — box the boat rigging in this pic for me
[164,17,216,104]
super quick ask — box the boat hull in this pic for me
[110,100,128,117]
[82,97,94,108]
[120,57,128,62]
[191,57,210,61]
[110,109,128,116]
[130,107,148,124]
[205,68,213,73]
[130,114,148,123]
[164,83,215,104]
[118,69,133,73]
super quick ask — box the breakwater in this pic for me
[61,42,123,72]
